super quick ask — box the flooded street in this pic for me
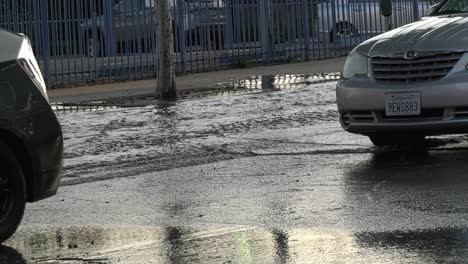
[4,75,468,263]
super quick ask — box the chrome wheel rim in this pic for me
[336,27,356,39]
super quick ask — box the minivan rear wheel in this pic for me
[0,143,26,244]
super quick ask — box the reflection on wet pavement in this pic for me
[356,228,468,263]
[5,225,468,263]
[217,73,341,92]
[9,145,468,262]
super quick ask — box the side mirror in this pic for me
[379,0,392,17]
[425,3,440,16]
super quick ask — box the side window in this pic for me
[114,0,141,14]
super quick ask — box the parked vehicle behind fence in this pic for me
[81,0,226,57]
[316,0,432,43]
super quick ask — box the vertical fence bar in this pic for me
[57,0,64,85]
[412,0,419,21]
[225,0,233,51]
[302,0,309,60]
[39,0,50,86]
[177,0,187,73]
[64,0,71,85]
[258,0,271,62]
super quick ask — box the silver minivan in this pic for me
[336,0,468,146]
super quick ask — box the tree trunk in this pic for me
[155,0,178,99]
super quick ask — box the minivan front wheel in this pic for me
[0,143,26,244]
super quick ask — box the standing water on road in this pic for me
[57,74,352,186]
[5,74,468,263]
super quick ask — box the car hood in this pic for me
[356,15,468,57]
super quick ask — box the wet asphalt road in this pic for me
[4,74,468,263]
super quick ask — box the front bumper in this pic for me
[337,77,468,135]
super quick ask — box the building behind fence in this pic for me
[0,0,432,88]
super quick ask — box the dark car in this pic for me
[0,29,63,243]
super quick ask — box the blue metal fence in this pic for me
[0,0,432,88]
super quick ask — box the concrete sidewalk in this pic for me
[49,57,345,103]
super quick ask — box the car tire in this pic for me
[0,142,26,244]
[369,134,426,147]
[330,22,359,43]
[85,31,105,57]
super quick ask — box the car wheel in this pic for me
[369,134,426,147]
[0,142,26,244]
[86,32,105,57]
[330,23,359,43]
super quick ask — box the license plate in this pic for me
[385,92,421,116]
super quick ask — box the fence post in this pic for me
[302,0,310,61]
[225,0,233,49]
[258,0,272,62]
[39,0,50,86]
[412,0,419,21]
[331,0,338,45]
[103,0,116,56]
[177,0,186,73]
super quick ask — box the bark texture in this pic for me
[155,0,178,99]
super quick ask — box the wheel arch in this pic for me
[0,129,36,203]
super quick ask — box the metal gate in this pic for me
[0,0,432,88]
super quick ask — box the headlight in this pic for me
[342,50,368,79]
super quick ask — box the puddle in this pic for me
[5,226,468,263]
[52,73,341,111]
[214,73,340,94]
[355,228,468,262]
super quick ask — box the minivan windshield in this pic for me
[436,0,468,15]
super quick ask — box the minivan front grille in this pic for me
[372,52,463,84]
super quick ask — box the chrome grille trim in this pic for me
[372,52,463,84]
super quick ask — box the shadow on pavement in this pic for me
[355,228,468,263]
[0,246,25,264]
[344,147,468,262]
